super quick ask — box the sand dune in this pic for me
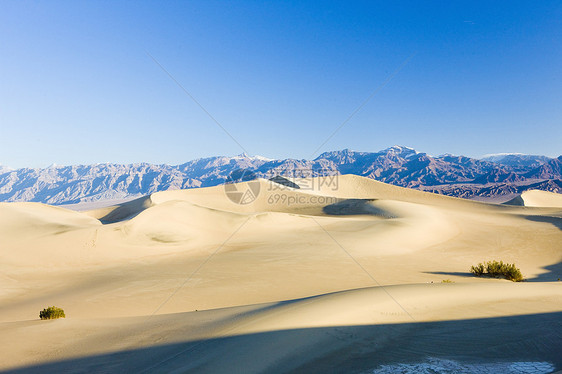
[0,202,100,236]
[1,175,561,373]
[505,189,562,208]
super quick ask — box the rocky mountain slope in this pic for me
[0,146,560,205]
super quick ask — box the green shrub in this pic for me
[39,306,65,320]
[470,263,485,276]
[441,279,454,283]
[470,260,523,282]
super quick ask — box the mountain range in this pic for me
[0,146,560,205]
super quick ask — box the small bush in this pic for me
[470,263,485,276]
[441,279,454,283]
[470,260,523,282]
[39,306,65,320]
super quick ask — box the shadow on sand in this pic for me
[525,261,562,282]
[323,199,398,218]
[423,271,474,278]
[3,312,561,374]
[525,215,562,231]
[98,196,152,224]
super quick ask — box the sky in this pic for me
[0,1,561,168]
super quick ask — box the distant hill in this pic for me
[0,146,560,205]
[481,153,552,172]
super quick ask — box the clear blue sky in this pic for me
[1,1,561,168]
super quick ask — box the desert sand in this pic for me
[0,175,561,373]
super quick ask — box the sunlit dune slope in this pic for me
[505,189,562,208]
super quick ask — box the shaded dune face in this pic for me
[0,175,561,373]
[323,199,398,217]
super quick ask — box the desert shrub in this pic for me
[470,263,485,276]
[441,279,454,283]
[470,260,523,282]
[39,306,65,320]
